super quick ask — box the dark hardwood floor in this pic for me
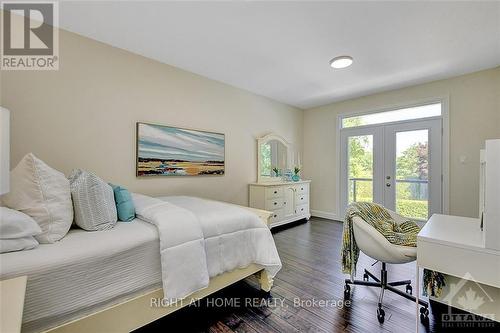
[136,218,494,333]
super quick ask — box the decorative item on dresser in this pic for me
[250,133,310,228]
[249,181,311,228]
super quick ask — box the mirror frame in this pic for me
[257,133,292,183]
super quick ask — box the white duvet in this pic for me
[132,194,282,301]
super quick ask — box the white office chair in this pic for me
[343,209,429,323]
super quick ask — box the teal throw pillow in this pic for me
[109,184,136,222]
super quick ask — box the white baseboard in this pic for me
[311,210,342,222]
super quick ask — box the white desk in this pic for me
[416,214,500,329]
[418,214,500,288]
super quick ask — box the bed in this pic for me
[0,196,279,333]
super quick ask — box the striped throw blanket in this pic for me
[341,202,445,296]
[341,202,420,276]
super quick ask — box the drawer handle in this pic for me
[274,191,277,194]
[301,208,304,211]
[274,214,277,218]
[273,202,277,205]
[301,197,304,200]
[284,202,286,205]
[301,188,304,190]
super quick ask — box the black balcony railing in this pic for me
[349,177,428,202]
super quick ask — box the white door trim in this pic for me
[336,96,450,217]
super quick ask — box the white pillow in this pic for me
[69,169,117,231]
[0,153,73,243]
[0,207,42,239]
[0,237,39,253]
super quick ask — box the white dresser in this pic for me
[249,180,311,228]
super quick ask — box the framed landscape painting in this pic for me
[136,122,225,176]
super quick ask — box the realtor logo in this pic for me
[1,1,59,70]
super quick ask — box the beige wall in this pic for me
[1,24,498,217]
[303,67,500,220]
[0,28,303,207]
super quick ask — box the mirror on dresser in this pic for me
[257,133,291,183]
[251,133,311,228]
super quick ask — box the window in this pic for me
[341,103,441,129]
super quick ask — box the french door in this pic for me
[340,118,442,220]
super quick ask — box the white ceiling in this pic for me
[58,1,500,109]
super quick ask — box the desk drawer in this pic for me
[417,239,500,289]
[265,187,283,199]
[265,199,284,210]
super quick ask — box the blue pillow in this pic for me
[109,184,135,222]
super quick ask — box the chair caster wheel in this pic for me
[344,284,351,299]
[363,273,369,281]
[420,307,429,322]
[406,284,412,295]
[377,308,385,323]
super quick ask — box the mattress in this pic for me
[0,220,162,333]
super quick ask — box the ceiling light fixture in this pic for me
[329,56,353,69]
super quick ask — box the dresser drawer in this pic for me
[296,193,308,204]
[295,184,309,194]
[295,203,309,215]
[265,198,284,210]
[269,209,284,224]
[265,187,283,199]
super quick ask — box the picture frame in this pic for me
[136,122,225,177]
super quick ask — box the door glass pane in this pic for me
[348,135,373,204]
[342,103,441,128]
[395,130,429,219]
